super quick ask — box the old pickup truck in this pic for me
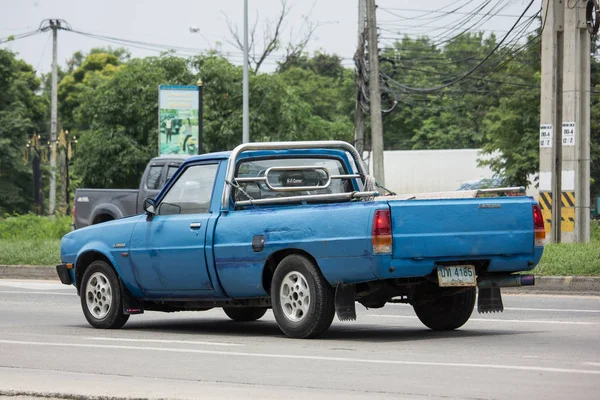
[56,141,545,339]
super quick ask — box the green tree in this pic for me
[0,49,48,214]
[478,32,542,186]
[278,51,345,80]
[58,51,122,130]
[73,55,194,188]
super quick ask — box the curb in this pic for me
[0,265,598,296]
[504,276,600,296]
[0,265,59,281]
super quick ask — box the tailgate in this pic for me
[388,196,534,259]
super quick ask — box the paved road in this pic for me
[0,280,599,400]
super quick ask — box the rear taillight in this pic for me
[533,204,545,245]
[372,209,392,254]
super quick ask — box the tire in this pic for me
[413,287,476,331]
[223,307,267,322]
[271,254,335,339]
[80,260,130,329]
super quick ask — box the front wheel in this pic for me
[271,254,335,339]
[80,260,129,329]
[223,307,267,321]
[413,287,476,331]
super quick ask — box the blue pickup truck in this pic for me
[56,141,545,339]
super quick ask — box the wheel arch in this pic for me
[75,250,118,293]
[90,203,123,225]
[262,248,319,294]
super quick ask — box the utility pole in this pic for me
[539,0,563,242]
[366,0,385,185]
[354,0,367,156]
[562,1,591,243]
[242,0,250,144]
[539,0,591,243]
[49,20,59,215]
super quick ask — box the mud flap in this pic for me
[120,280,144,315]
[335,282,356,321]
[477,287,504,313]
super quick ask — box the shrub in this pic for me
[0,213,72,240]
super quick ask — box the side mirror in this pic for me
[144,198,156,215]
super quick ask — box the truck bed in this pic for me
[74,189,138,228]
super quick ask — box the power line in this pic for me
[0,29,43,44]
[66,28,357,67]
[378,0,483,22]
[380,0,536,93]
[34,31,52,72]
[381,7,539,19]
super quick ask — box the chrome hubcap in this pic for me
[279,271,310,322]
[85,272,112,320]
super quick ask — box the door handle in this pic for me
[190,222,202,229]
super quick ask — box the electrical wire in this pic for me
[380,0,536,93]
[67,28,357,67]
[382,6,539,19]
[0,29,43,44]
[34,31,52,72]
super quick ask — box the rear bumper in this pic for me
[56,264,72,285]
[377,250,543,280]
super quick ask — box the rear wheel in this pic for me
[223,307,267,321]
[271,254,335,339]
[80,260,129,329]
[413,287,476,330]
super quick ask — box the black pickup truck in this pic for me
[72,155,189,229]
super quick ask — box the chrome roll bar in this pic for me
[221,141,369,210]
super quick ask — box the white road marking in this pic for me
[0,291,77,296]
[368,315,600,325]
[584,362,600,367]
[387,303,600,313]
[86,337,242,347]
[0,339,598,375]
[0,281,69,291]
[505,307,600,313]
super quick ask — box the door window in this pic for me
[159,164,218,215]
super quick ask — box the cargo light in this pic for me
[372,209,392,254]
[533,204,545,246]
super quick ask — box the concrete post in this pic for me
[561,1,591,243]
[539,0,564,243]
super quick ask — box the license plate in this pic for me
[437,265,476,287]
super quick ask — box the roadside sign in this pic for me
[158,85,199,156]
[540,124,553,148]
[562,122,575,146]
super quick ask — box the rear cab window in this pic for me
[234,157,353,202]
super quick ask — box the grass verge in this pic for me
[535,242,600,276]
[0,214,72,240]
[0,239,60,266]
[534,220,600,276]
